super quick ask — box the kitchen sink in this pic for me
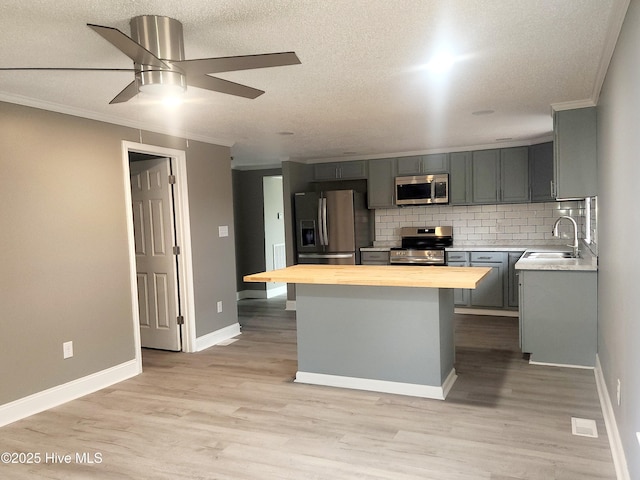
[522,251,577,259]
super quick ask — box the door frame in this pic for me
[121,141,197,362]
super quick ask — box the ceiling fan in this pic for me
[1,15,301,104]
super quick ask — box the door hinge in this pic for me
[173,246,181,255]
[168,175,176,184]
[177,316,185,325]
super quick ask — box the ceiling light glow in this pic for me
[426,52,456,73]
[139,83,186,98]
[161,95,184,107]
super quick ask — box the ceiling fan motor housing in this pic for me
[130,15,186,95]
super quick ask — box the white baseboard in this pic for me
[529,359,594,370]
[294,368,457,400]
[237,288,287,301]
[0,359,140,428]
[595,355,630,480]
[455,307,519,317]
[236,289,266,300]
[266,285,287,299]
[194,323,241,352]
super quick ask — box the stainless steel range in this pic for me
[389,226,453,265]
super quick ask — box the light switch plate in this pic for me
[218,225,229,237]
[63,341,73,359]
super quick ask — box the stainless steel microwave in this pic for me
[395,174,449,206]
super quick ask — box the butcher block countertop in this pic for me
[244,264,491,289]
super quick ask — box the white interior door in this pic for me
[130,157,181,351]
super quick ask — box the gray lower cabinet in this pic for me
[469,252,506,308]
[553,107,597,199]
[448,250,521,310]
[367,158,396,208]
[519,269,597,366]
[447,251,470,306]
[507,252,523,307]
[360,250,390,265]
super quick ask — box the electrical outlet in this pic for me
[63,341,73,359]
[217,301,223,313]
[616,379,621,406]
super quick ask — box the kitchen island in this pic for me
[244,265,490,400]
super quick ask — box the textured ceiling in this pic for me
[0,0,628,167]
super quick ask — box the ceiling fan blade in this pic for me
[187,74,264,99]
[109,80,139,104]
[87,23,170,70]
[175,52,300,76]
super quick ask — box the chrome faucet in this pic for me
[552,216,579,258]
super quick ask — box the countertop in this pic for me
[361,243,598,271]
[362,245,529,252]
[515,246,598,271]
[244,264,492,289]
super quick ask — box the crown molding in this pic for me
[550,99,597,112]
[298,136,554,164]
[0,92,234,147]
[591,0,631,104]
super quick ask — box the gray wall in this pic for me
[596,0,640,477]
[232,168,282,293]
[0,102,236,405]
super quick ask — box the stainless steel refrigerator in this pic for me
[294,189,372,264]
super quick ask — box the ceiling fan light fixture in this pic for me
[132,15,187,100]
[138,81,186,97]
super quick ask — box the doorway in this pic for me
[263,175,286,298]
[129,154,181,351]
[122,141,196,359]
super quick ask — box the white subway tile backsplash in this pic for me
[373,200,595,247]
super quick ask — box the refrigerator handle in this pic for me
[317,198,325,246]
[322,197,329,245]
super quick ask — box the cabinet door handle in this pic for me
[477,256,492,260]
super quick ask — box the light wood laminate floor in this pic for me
[0,297,615,479]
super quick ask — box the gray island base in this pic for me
[295,284,456,400]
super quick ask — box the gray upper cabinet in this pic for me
[553,107,597,199]
[449,151,472,205]
[529,142,554,202]
[314,160,367,181]
[397,154,449,175]
[500,147,529,203]
[472,149,500,204]
[472,148,529,204]
[367,158,397,209]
